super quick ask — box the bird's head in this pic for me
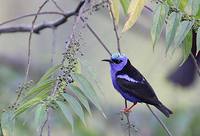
[102,53,128,72]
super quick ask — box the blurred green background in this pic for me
[0,0,200,136]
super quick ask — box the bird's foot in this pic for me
[120,102,137,113]
[120,108,132,113]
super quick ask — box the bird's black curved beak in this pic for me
[102,59,113,63]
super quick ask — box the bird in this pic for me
[102,53,173,117]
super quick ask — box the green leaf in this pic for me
[68,85,92,115]
[1,111,15,136]
[111,0,120,24]
[166,0,174,6]
[14,98,43,117]
[62,93,85,125]
[39,64,61,82]
[174,20,194,47]
[166,12,182,52]
[173,0,182,7]
[56,101,74,130]
[25,79,55,99]
[197,27,200,54]
[179,0,189,11]
[120,0,129,14]
[34,104,47,132]
[72,73,105,117]
[122,0,146,32]
[151,3,169,48]
[184,0,200,15]
[195,7,200,18]
[182,31,192,62]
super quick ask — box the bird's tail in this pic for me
[155,103,173,118]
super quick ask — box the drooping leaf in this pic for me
[184,0,200,15]
[166,12,182,52]
[72,73,105,117]
[39,64,61,82]
[34,104,47,133]
[56,101,74,130]
[120,0,129,14]
[122,0,146,32]
[1,111,15,136]
[173,0,182,7]
[151,3,169,48]
[179,0,189,11]
[68,85,92,115]
[79,59,103,95]
[25,79,55,99]
[195,7,200,18]
[197,27,200,54]
[14,98,43,117]
[166,0,174,6]
[174,20,194,47]
[62,93,85,125]
[182,31,192,62]
[110,0,120,24]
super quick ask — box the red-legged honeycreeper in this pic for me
[102,53,173,117]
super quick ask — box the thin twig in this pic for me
[144,5,153,13]
[51,0,64,12]
[106,0,121,53]
[191,54,200,77]
[47,108,51,136]
[0,1,85,34]
[13,0,50,107]
[80,17,112,56]
[146,104,173,136]
[124,100,131,136]
[26,0,50,81]
[0,1,106,34]
[0,12,65,26]
[50,28,56,65]
[124,112,131,136]
[39,112,49,136]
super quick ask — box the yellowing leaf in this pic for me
[122,0,146,32]
[110,0,120,24]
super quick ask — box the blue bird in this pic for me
[103,53,173,117]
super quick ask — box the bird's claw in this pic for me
[120,108,132,113]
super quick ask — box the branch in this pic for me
[0,1,85,34]
[13,0,50,107]
[80,17,112,56]
[107,0,121,53]
[0,12,65,26]
[146,104,173,136]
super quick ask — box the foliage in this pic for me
[0,42,104,135]
[0,0,200,135]
[110,0,200,61]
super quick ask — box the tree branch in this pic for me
[0,1,85,34]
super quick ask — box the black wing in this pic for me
[116,60,160,105]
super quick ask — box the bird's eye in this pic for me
[112,59,122,64]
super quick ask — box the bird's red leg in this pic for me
[121,102,137,113]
